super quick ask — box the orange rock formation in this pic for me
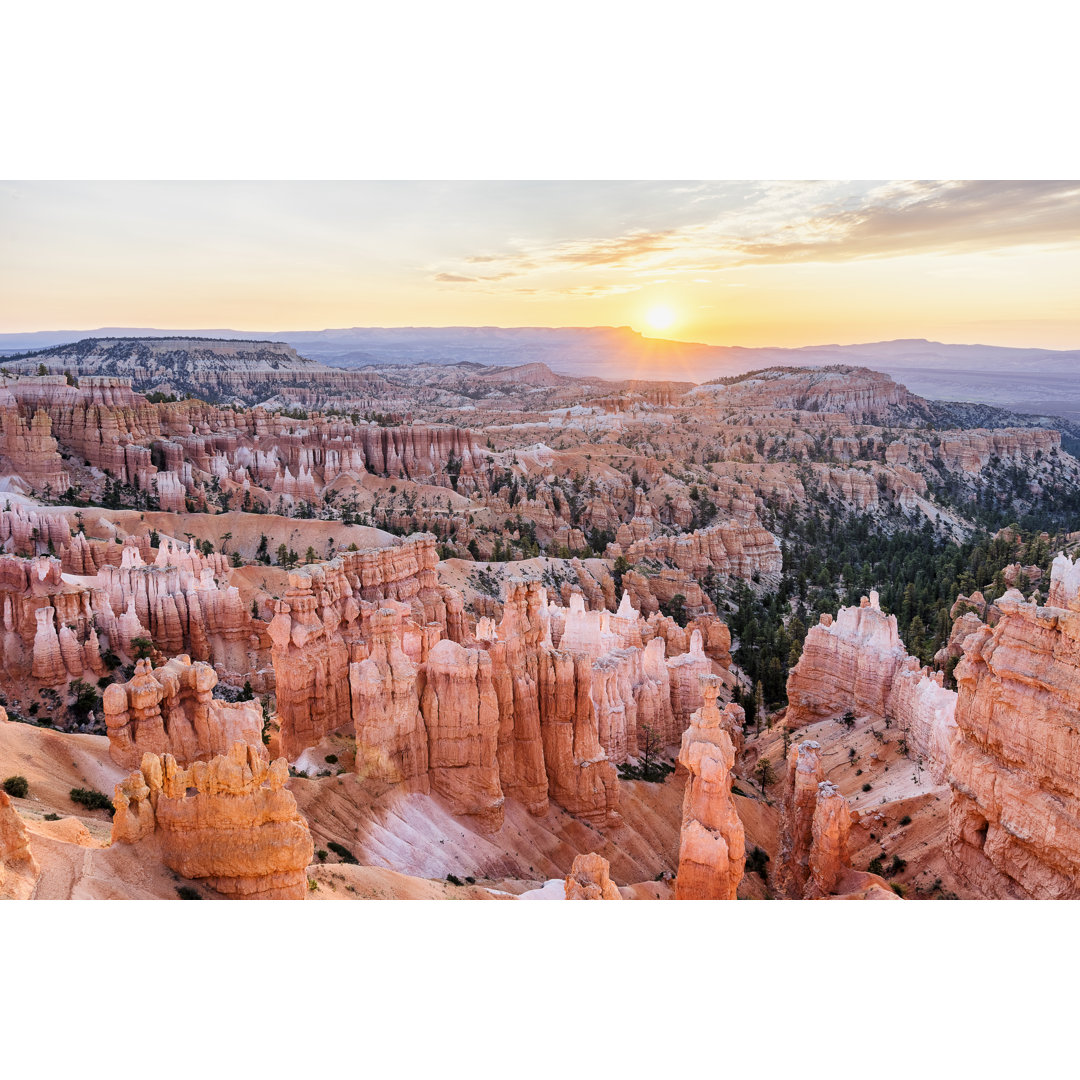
[946,555,1080,898]
[778,741,867,899]
[112,742,314,898]
[0,789,40,900]
[786,591,957,780]
[564,852,622,899]
[674,675,745,899]
[103,656,264,768]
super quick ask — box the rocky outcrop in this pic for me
[269,534,460,757]
[564,852,621,899]
[786,592,906,723]
[786,591,957,779]
[778,741,857,899]
[0,541,260,695]
[934,610,985,668]
[0,403,70,495]
[268,570,355,758]
[537,647,622,828]
[806,781,853,898]
[778,741,826,898]
[103,656,265,769]
[667,628,713,733]
[270,556,729,830]
[111,742,314,898]
[0,789,40,900]
[351,606,429,789]
[691,366,927,423]
[591,638,674,758]
[609,517,781,581]
[946,557,1080,898]
[420,638,504,830]
[4,369,487,511]
[674,675,745,899]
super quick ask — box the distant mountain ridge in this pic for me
[2,326,1079,418]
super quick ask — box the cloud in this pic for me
[729,180,1080,263]
[429,181,1080,291]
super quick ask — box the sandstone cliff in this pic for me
[786,591,957,780]
[946,556,1080,898]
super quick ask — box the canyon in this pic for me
[3,346,1080,901]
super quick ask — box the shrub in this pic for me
[327,841,358,864]
[44,813,60,821]
[841,710,856,729]
[130,636,154,660]
[325,754,338,765]
[746,846,770,877]
[891,883,905,897]
[2,775,28,799]
[886,854,907,877]
[316,850,327,862]
[867,856,885,876]
[70,787,114,815]
[862,782,872,792]
[176,886,202,900]
[616,759,675,783]
[446,874,463,886]
[900,814,912,826]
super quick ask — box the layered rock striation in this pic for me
[946,555,1080,898]
[786,591,957,780]
[103,656,265,768]
[778,741,857,898]
[0,789,40,900]
[674,675,745,899]
[112,742,314,898]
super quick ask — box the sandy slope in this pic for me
[741,712,965,899]
[49,505,396,562]
[2,715,782,900]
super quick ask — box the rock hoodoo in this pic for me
[786,591,957,780]
[112,742,314,899]
[564,852,622,899]
[103,656,264,768]
[674,675,745,900]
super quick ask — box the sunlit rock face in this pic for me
[111,742,314,899]
[946,556,1080,898]
[103,655,264,769]
[674,676,745,900]
[564,852,621,900]
[0,790,40,900]
[785,590,957,781]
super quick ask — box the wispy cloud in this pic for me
[428,181,1080,292]
[731,180,1080,263]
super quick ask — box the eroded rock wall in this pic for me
[946,560,1080,898]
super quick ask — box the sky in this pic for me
[3,179,1080,348]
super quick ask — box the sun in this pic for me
[645,305,676,332]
